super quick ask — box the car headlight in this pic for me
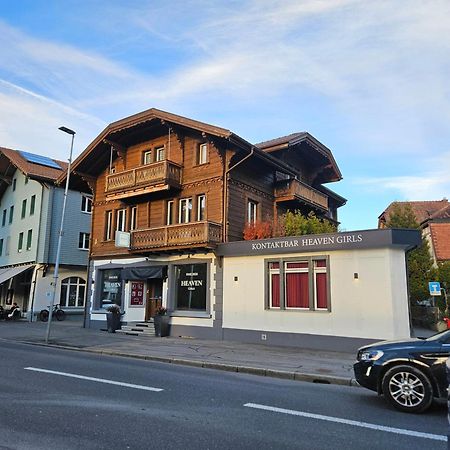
[359,350,384,361]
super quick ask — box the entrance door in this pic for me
[145,279,163,321]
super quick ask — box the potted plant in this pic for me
[106,304,122,333]
[153,306,170,337]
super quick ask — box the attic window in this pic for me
[12,179,16,191]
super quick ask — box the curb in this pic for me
[17,339,358,388]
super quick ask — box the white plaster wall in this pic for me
[222,248,411,341]
[31,265,88,316]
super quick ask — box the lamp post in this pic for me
[45,126,75,343]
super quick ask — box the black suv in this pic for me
[354,330,449,413]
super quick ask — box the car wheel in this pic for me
[382,365,433,413]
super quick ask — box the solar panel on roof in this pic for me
[20,151,62,170]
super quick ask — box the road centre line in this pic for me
[244,403,447,442]
[24,367,163,392]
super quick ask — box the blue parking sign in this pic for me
[429,281,441,296]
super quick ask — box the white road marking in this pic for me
[24,367,163,392]
[244,403,447,442]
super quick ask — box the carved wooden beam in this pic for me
[0,174,12,184]
[74,171,96,193]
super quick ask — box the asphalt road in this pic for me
[0,340,448,450]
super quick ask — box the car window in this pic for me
[426,329,450,343]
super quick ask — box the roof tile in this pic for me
[430,223,450,261]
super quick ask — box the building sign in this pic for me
[216,229,422,257]
[130,281,145,306]
[173,263,207,311]
[115,231,131,248]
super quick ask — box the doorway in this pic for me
[145,279,163,321]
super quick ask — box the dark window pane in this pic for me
[174,264,207,311]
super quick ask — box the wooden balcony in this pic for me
[131,221,222,251]
[274,179,328,210]
[105,160,182,200]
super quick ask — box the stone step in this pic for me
[116,328,156,337]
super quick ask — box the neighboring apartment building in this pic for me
[0,147,91,318]
[378,199,450,264]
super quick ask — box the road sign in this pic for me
[429,281,441,296]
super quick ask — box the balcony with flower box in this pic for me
[105,160,182,200]
[130,221,222,252]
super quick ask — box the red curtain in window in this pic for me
[316,273,328,309]
[271,274,280,307]
[286,272,309,308]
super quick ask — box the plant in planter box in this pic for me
[154,306,170,337]
[106,304,122,333]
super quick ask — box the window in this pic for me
[130,206,137,231]
[2,209,6,227]
[155,146,165,161]
[98,269,122,309]
[167,200,174,225]
[0,239,3,256]
[81,196,92,213]
[79,232,90,250]
[18,232,23,252]
[5,236,10,256]
[110,166,116,174]
[116,209,126,231]
[179,198,192,223]
[143,150,152,165]
[105,211,113,240]
[9,206,14,224]
[26,229,32,250]
[12,179,16,191]
[267,258,329,311]
[30,195,36,216]
[173,263,207,311]
[21,199,27,219]
[197,194,206,221]
[197,143,208,165]
[25,177,29,185]
[247,200,257,224]
[60,277,86,308]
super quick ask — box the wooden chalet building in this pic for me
[65,108,346,337]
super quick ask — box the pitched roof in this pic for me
[256,132,307,150]
[429,223,450,261]
[0,146,67,182]
[379,200,449,225]
[428,203,450,220]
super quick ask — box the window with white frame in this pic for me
[17,232,23,252]
[105,211,113,240]
[116,209,126,232]
[247,200,257,223]
[60,277,86,308]
[81,196,92,213]
[267,257,329,311]
[130,206,137,231]
[155,146,165,161]
[167,200,174,225]
[197,194,206,221]
[79,232,90,250]
[179,198,192,223]
[197,143,208,165]
[143,150,152,165]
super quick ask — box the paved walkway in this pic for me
[0,319,365,386]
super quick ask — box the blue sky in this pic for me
[0,0,449,231]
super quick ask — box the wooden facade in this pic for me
[65,109,345,259]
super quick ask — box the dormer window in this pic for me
[155,146,165,162]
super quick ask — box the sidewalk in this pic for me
[0,319,357,386]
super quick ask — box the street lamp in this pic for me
[45,126,76,343]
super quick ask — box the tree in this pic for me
[386,202,434,304]
[277,211,337,237]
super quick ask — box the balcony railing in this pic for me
[105,160,182,195]
[274,179,328,210]
[131,221,222,250]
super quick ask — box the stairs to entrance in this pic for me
[116,321,156,337]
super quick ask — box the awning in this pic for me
[0,264,34,285]
[121,265,166,281]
